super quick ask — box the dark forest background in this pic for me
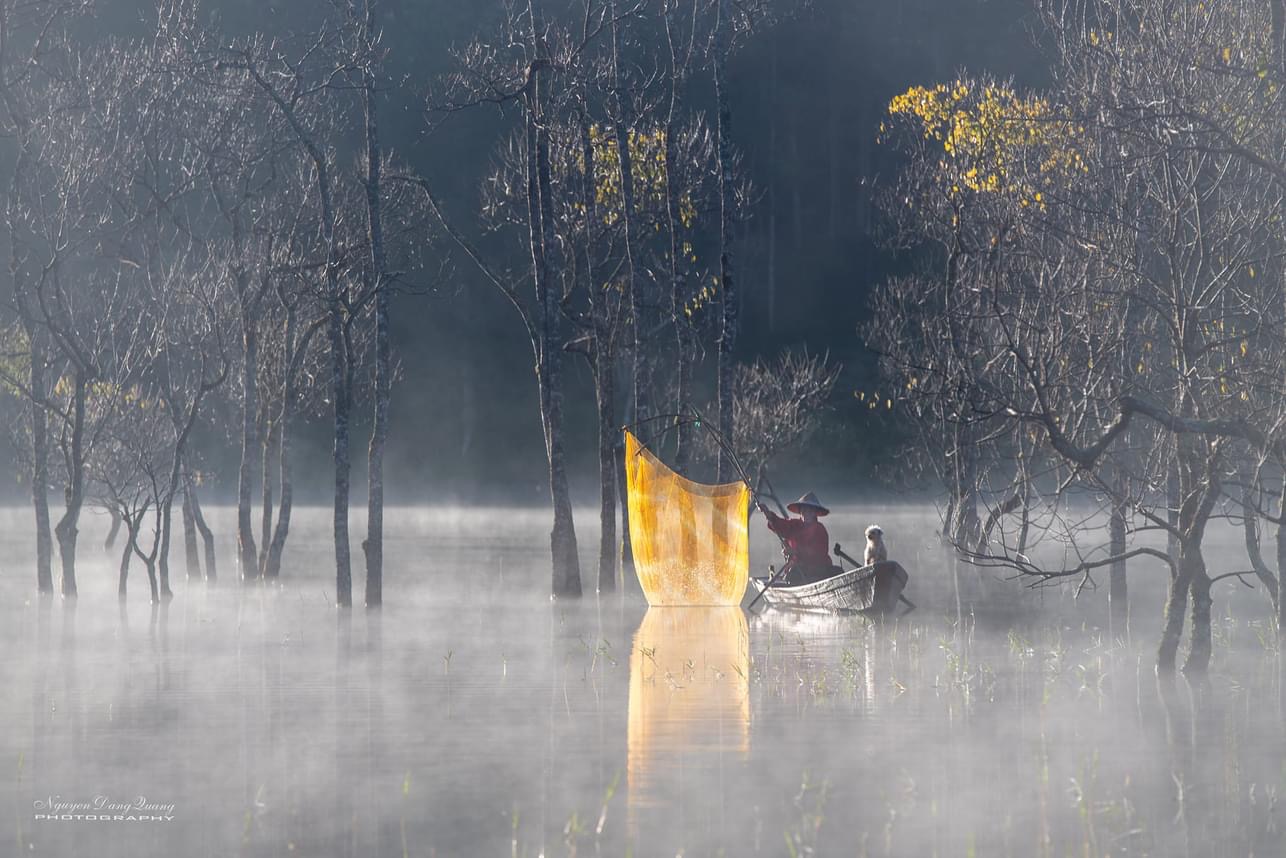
[4,0,1047,505]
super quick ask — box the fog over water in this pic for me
[3,505,1284,856]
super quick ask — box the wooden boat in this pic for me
[748,560,911,615]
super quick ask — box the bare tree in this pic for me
[872,0,1286,675]
[91,391,169,602]
[712,349,840,487]
[356,0,391,608]
[566,113,627,592]
[660,0,703,470]
[711,0,736,482]
[261,231,329,580]
[406,0,599,596]
[216,21,370,605]
[0,0,93,597]
[5,42,165,598]
[194,70,290,584]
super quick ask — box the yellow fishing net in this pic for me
[624,430,751,606]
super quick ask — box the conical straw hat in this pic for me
[786,492,829,516]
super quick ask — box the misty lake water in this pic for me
[2,504,1284,856]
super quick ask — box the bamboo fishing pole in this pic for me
[624,407,790,608]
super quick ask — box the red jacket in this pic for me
[763,510,831,568]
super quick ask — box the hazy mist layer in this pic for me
[3,504,1282,855]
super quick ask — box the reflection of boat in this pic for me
[748,605,866,637]
[748,561,910,614]
[627,608,749,840]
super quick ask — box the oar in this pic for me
[833,542,863,570]
[835,543,917,614]
[746,564,789,611]
[758,467,789,517]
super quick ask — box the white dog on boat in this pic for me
[864,525,888,566]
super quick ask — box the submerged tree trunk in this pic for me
[662,6,693,470]
[309,155,351,608]
[243,49,351,607]
[118,516,135,600]
[331,303,352,606]
[29,329,52,594]
[141,554,159,605]
[1241,478,1280,609]
[1178,443,1218,675]
[266,408,296,580]
[362,0,389,610]
[1184,549,1213,675]
[1109,499,1128,640]
[104,506,121,552]
[528,0,580,596]
[535,151,581,595]
[610,0,649,437]
[265,310,313,581]
[595,363,617,593]
[146,561,160,604]
[238,310,260,581]
[618,439,634,582]
[1277,471,1286,638]
[941,495,956,547]
[713,0,737,483]
[579,119,616,594]
[1160,457,1217,676]
[159,371,212,600]
[673,330,693,470]
[1166,464,1180,561]
[180,480,201,580]
[259,419,275,576]
[189,481,216,583]
[1157,540,1192,674]
[538,301,580,598]
[53,370,87,598]
[157,497,174,600]
[950,430,982,556]
[1160,451,1206,674]
[129,502,174,605]
[1017,496,1031,554]
[978,492,1021,550]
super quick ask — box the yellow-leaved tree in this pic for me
[882,78,1088,211]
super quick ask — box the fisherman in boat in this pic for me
[756,492,841,585]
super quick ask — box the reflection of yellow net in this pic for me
[625,430,750,606]
[627,608,750,832]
